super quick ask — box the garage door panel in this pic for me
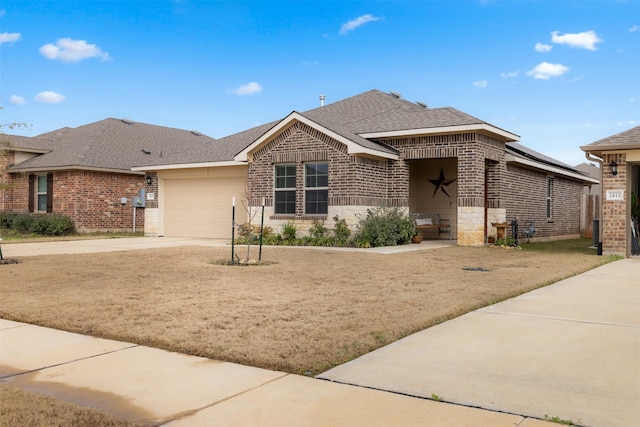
[162,170,246,239]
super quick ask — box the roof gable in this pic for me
[234,112,399,162]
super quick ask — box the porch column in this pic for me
[457,148,485,246]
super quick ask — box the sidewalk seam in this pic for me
[479,310,640,329]
[158,372,290,425]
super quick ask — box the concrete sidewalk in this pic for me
[1,319,540,426]
[320,258,640,427]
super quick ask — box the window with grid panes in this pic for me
[274,165,296,214]
[305,163,328,215]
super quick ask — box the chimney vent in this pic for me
[319,95,325,106]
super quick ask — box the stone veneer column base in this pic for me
[457,206,485,246]
[486,208,507,240]
[144,208,160,237]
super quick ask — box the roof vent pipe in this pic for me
[319,95,325,106]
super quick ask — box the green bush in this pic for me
[281,221,297,243]
[353,207,415,248]
[333,216,351,246]
[0,212,20,229]
[12,214,36,233]
[31,214,75,236]
[0,212,75,236]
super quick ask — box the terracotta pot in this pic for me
[412,235,423,243]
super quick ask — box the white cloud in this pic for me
[339,14,381,35]
[617,120,639,126]
[551,30,602,51]
[473,80,488,89]
[35,91,66,103]
[500,71,519,78]
[0,32,21,44]
[630,25,639,33]
[10,95,26,105]
[526,62,569,79]
[534,42,552,52]
[230,82,263,96]
[39,38,111,62]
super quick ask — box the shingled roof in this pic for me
[7,118,216,174]
[580,126,640,155]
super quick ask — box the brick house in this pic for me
[1,118,215,232]
[581,126,640,257]
[135,89,596,245]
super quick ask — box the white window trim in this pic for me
[274,164,296,215]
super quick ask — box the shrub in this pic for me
[12,214,36,233]
[31,214,75,236]
[0,213,75,236]
[309,220,329,239]
[281,222,297,243]
[353,207,415,247]
[333,216,351,246]
[0,212,20,229]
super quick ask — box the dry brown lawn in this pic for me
[0,242,610,376]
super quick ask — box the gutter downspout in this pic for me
[585,152,604,253]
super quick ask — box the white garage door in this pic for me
[161,167,246,239]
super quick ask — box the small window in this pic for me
[274,165,296,214]
[37,175,48,212]
[546,177,553,219]
[305,163,328,215]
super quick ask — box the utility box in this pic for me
[133,189,146,208]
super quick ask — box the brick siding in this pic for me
[1,164,146,232]
[601,153,627,255]
[503,164,582,239]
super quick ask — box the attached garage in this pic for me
[158,166,247,239]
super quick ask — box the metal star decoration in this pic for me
[428,168,456,198]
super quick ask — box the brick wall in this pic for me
[1,166,145,232]
[1,151,31,212]
[503,164,582,239]
[248,122,391,217]
[601,153,627,255]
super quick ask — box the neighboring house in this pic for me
[581,126,640,257]
[134,89,597,245]
[1,119,216,232]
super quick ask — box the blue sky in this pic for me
[1,0,639,166]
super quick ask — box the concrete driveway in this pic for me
[319,258,640,427]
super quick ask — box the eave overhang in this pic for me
[580,144,640,157]
[132,161,247,172]
[505,153,599,184]
[234,112,399,162]
[359,123,520,142]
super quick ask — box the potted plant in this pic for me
[412,231,423,243]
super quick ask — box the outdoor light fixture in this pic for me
[145,175,153,185]
[609,160,618,177]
